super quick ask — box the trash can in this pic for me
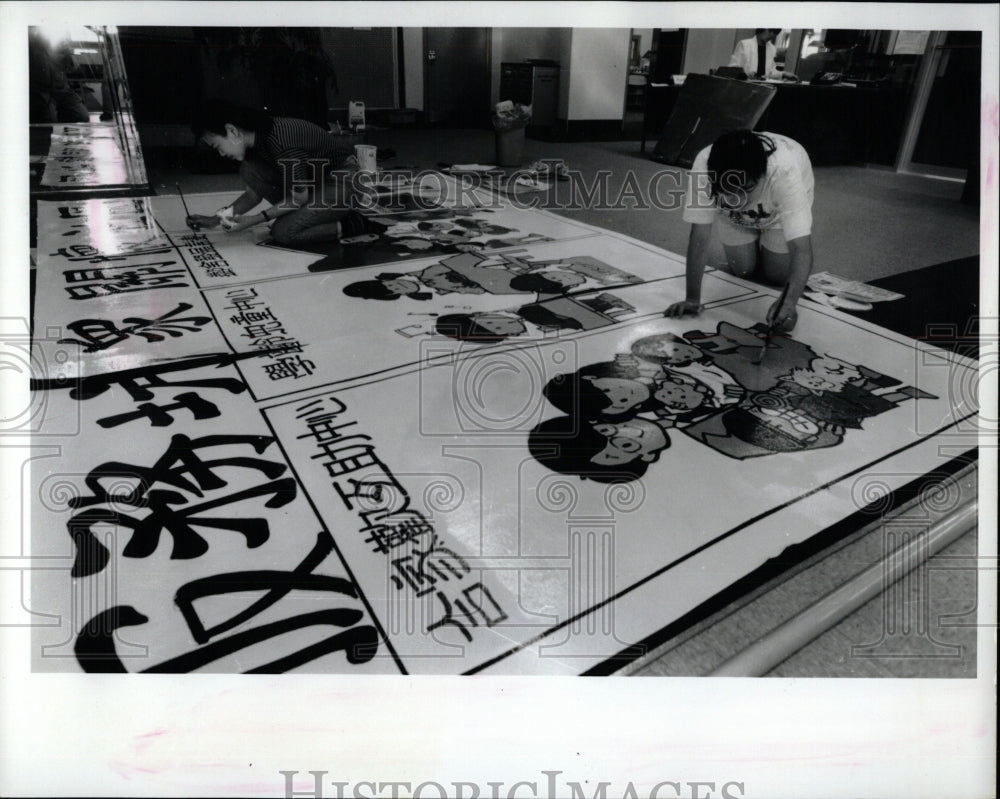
[493,100,531,167]
[495,125,526,167]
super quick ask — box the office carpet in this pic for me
[146,127,981,284]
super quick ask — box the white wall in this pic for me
[405,27,633,121]
[682,29,739,75]
[402,27,423,110]
[490,27,566,105]
[566,28,630,120]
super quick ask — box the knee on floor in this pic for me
[726,259,757,278]
[269,217,301,247]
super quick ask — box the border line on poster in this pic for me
[253,410,411,675]
[203,273,761,404]
[595,447,980,676]
[461,413,980,674]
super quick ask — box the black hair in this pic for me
[509,273,568,295]
[517,303,589,332]
[192,100,270,139]
[434,313,516,343]
[542,361,652,419]
[343,275,431,301]
[706,130,777,201]
[527,416,660,484]
[425,269,481,290]
[630,333,706,367]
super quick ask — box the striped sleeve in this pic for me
[264,118,354,183]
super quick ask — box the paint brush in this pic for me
[176,183,200,230]
[753,282,791,365]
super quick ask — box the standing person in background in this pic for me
[728,29,785,79]
[186,100,378,246]
[28,28,91,123]
[665,129,815,332]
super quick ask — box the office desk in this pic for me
[643,81,911,167]
[757,82,911,166]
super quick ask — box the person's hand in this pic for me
[664,299,702,318]
[220,214,260,233]
[186,214,220,231]
[767,300,798,332]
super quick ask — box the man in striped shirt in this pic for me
[188,101,376,245]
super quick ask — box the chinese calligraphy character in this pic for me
[58,302,213,352]
[66,433,296,577]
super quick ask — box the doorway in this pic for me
[423,28,492,128]
[897,31,981,182]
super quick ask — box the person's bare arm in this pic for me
[664,222,713,317]
[767,234,813,329]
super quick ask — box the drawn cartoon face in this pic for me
[591,419,668,465]
[421,272,483,294]
[583,376,650,415]
[747,406,820,442]
[396,238,434,250]
[473,313,526,337]
[635,337,702,365]
[538,270,586,289]
[653,378,706,410]
[810,357,862,385]
[786,368,838,394]
[380,277,421,296]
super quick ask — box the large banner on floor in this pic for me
[35,122,148,188]
[28,196,979,674]
[148,183,611,286]
[33,197,226,380]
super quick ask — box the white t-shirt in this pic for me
[729,37,777,77]
[683,132,815,241]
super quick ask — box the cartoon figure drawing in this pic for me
[528,414,673,484]
[341,208,554,253]
[527,321,938,482]
[343,252,645,342]
[297,206,558,270]
[433,312,528,343]
[344,252,645,304]
[434,293,637,343]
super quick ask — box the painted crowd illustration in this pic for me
[528,321,935,483]
[342,250,644,341]
[273,207,561,271]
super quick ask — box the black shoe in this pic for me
[340,210,386,239]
